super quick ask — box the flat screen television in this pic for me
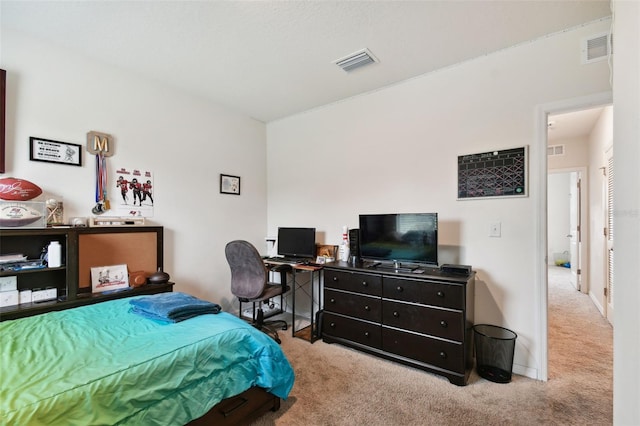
[358,213,438,266]
[277,227,316,259]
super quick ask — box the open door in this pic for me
[568,172,582,291]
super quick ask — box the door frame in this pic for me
[548,167,588,293]
[535,91,612,381]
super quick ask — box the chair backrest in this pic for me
[225,240,268,300]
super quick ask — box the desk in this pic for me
[263,259,323,343]
[291,264,323,343]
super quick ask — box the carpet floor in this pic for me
[251,266,613,425]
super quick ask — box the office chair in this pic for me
[225,240,290,343]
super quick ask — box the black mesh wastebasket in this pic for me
[473,324,517,383]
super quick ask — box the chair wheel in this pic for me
[281,324,288,331]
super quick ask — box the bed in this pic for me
[0,295,295,425]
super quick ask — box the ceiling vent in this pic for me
[581,32,611,64]
[334,48,379,72]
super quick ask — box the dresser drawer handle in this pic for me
[393,311,399,318]
[364,331,370,338]
[396,286,403,292]
[330,322,336,328]
[364,305,370,311]
[440,320,448,328]
[436,291,445,298]
[332,276,338,282]
[439,351,447,359]
[362,281,368,287]
[330,298,336,304]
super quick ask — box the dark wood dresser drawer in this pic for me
[325,288,382,322]
[323,312,381,349]
[324,269,382,297]
[383,277,464,309]
[382,300,463,341]
[382,327,464,373]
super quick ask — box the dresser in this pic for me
[322,261,474,386]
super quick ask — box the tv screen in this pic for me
[277,227,316,259]
[359,213,438,265]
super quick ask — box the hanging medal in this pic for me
[86,131,115,215]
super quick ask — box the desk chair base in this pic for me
[240,300,288,344]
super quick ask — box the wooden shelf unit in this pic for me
[0,226,169,321]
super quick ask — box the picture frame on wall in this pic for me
[220,174,241,195]
[29,137,82,167]
[457,146,528,199]
[90,264,130,293]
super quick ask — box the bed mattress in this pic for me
[0,297,294,425]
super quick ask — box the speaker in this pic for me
[349,228,360,258]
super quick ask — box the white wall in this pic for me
[1,29,268,310]
[267,19,612,378]
[611,1,640,423]
[587,106,613,313]
[547,173,570,263]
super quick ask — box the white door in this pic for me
[568,172,581,291]
[605,150,614,324]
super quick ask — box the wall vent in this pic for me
[581,32,611,64]
[334,48,379,72]
[547,145,565,156]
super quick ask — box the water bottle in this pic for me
[47,241,62,268]
[339,226,350,262]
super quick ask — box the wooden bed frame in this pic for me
[188,387,280,425]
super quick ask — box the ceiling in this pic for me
[2,1,611,123]
[548,107,606,142]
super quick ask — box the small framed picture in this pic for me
[91,264,130,293]
[29,137,82,167]
[220,174,241,195]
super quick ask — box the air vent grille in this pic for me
[582,33,611,64]
[334,48,378,72]
[547,145,565,156]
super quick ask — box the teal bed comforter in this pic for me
[0,297,294,425]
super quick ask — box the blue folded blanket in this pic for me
[129,292,221,323]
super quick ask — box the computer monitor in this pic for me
[277,227,316,259]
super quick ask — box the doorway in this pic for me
[543,101,613,380]
[548,169,586,293]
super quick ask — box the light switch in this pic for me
[490,222,501,237]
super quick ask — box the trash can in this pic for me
[473,324,517,383]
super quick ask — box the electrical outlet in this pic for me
[489,222,501,237]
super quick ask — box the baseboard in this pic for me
[588,291,605,315]
[512,363,538,380]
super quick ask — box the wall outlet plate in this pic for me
[0,276,17,292]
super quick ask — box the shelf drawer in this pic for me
[382,327,464,373]
[323,312,381,349]
[383,277,464,309]
[382,300,463,341]
[324,269,382,297]
[324,288,381,322]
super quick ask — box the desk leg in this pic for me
[291,269,322,343]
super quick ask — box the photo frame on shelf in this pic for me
[29,137,82,167]
[220,174,241,195]
[90,264,129,293]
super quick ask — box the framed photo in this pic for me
[91,264,129,293]
[220,174,241,195]
[457,146,528,200]
[29,137,82,167]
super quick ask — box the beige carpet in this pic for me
[252,267,613,425]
